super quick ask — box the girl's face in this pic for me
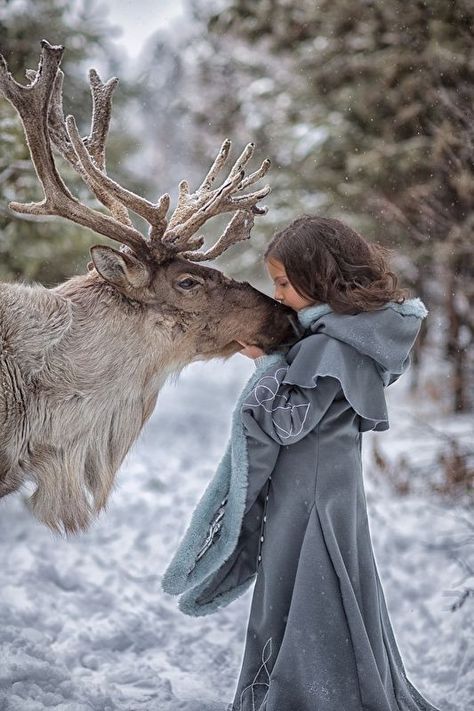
[265,258,317,311]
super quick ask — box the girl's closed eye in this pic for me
[266,257,315,311]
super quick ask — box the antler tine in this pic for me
[81,69,170,233]
[160,139,271,259]
[46,62,170,237]
[44,68,79,166]
[197,138,232,191]
[182,209,256,262]
[46,67,132,227]
[0,40,149,256]
[167,139,257,234]
[83,69,118,172]
[239,158,272,191]
[65,114,170,237]
[0,41,71,198]
[227,182,271,208]
[227,141,257,179]
[159,138,232,244]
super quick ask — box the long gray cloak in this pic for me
[161,298,442,711]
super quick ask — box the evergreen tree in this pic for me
[0,0,145,284]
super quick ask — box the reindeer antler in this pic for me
[0,40,153,258]
[0,40,271,265]
[162,139,271,261]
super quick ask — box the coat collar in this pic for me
[297,298,428,331]
[297,303,333,329]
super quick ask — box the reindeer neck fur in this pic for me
[0,274,186,534]
[52,272,178,403]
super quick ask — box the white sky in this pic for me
[104,0,186,58]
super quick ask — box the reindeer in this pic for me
[0,40,298,535]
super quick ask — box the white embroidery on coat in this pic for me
[244,368,311,440]
[238,637,273,711]
[188,496,228,573]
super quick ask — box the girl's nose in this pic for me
[274,288,283,301]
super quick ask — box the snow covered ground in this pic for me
[0,354,472,710]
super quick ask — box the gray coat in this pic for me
[162,298,442,711]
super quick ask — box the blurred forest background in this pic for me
[0,0,472,495]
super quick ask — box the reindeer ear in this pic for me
[90,245,150,289]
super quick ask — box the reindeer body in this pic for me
[0,277,170,531]
[0,271,296,533]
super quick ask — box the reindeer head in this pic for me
[86,251,297,362]
[0,40,300,363]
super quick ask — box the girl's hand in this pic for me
[237,340,266,359]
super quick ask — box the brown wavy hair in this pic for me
[264,215,409,314]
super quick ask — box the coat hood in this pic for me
[297,298,428,387]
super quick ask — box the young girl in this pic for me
[161,215,442,711]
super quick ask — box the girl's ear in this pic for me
[90,245,150,289]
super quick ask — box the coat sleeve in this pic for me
[241,355,342,446]
[242,406,282,515]
[189,426,281,608]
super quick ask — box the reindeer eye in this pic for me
[177,277,198,289]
